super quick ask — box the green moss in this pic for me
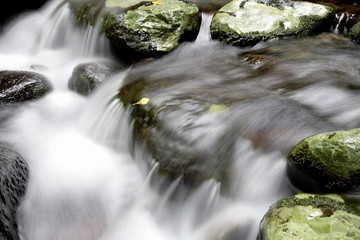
[349,22,360,44]
[260,194,360,240]
[124,0,199,52]
[288,129,360,190]
[210,0,334,46]
[276,194,360,216]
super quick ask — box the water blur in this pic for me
[0,1,359,240]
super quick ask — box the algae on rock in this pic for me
[210,0,335,46]
[68,0,200,63]
[288,128,360,192]
[259,193,360,240]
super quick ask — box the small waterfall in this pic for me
[35,1,110,57]
[77,71,133,152]
[196,13,213,42]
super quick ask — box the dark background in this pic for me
[0,0,48,27]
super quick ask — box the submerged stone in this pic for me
[68,61,120,96]
[259,193,360,240]
[0,145,29,240]
[0,71,52,103]
[210,0,335,46]
[288,128,360,192]
[116,41,335,188]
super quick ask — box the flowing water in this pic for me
[1,1,360,240]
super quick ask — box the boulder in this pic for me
[258,193,360,240]
[68,0,201,63]
[288,128,360,192]
[210,0,335,46]
[349,22,360,43]
[117,42,335,188]
[0,145,29,240]
[0,71,51,103]
[68,61,119,96]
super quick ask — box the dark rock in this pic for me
[68,61,119,96]
[117,41,335,188]
[0,71,51,103]
[0,145,29,240]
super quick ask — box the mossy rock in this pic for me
[0,71,52,103]
[258,193,360,240]
[68,61,120,96]
[68,0,201,63]
[288,128,360,192]
[349,22,360,44]
[0,144,29,240]
[210,0,335,46]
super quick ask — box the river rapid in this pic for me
[1,1,360,240]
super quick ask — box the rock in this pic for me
[68,61,119,96]
[68,0,106,26]
[68,0,201,63]
[0,71,51,103]
[103,0,200,63]
[0,145,29,240]
[117,42,335,188]
[187,0,232,13]
[210,0,335,47]
[258,193,360,240]
[349,22,360,43]
[288,128,360,192]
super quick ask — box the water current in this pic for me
[1,1,360,239]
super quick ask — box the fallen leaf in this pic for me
[152,0,161,5]
[208,104,229,113]
[133,98,150,105]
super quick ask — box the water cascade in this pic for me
[0,0,360,240]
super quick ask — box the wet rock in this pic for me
[288,128,360,192]
[258,193,360,240]
[187,0,232,13]
[293,0,360,16]
[349,22,360,43]
[0,145,29,240]
[210,0,335,47]
[68,0,201,63]
[293,0,360,32]
[68,61,119,96]
[0,71,52,103]
[68,0,106,26]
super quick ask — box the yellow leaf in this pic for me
[208,104,229,113]
[152,0,161,5]
[132,98,150,106]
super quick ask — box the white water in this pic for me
[0,1,329,240]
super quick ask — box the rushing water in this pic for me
[1,1,360,240]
